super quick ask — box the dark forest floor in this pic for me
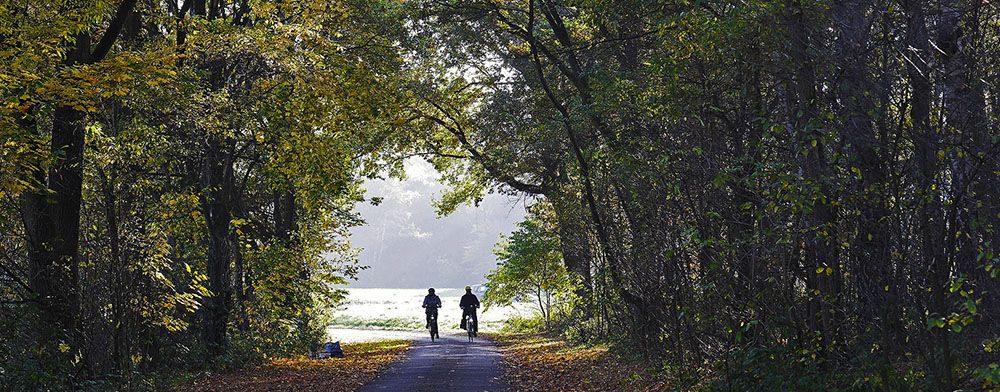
[491,333,669,391]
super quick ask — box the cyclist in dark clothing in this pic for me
[422,288,442,329]
[459,286,480,332]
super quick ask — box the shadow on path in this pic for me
[359,333,508,392]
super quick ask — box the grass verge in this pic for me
[491,333,667,391]
[178,340,410,392]
[328,315,507,332]
[329,315,425,330]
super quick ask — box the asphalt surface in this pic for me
[359,333,508,392]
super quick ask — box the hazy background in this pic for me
[347,158,527,288]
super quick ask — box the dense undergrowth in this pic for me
[496,313,999,391]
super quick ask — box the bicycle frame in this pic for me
[428,312,439,341]
[466,314,477,342]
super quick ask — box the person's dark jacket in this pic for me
[460,293,480,309]
[423,294,442,313]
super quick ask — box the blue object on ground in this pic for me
[319,341,344,358]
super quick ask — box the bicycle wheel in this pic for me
[429,314,438,341]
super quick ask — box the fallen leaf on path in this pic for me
[491,334,667,392]
[181,340,410,392]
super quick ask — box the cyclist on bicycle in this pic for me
[422,288,442,329]
[459,286,480,333]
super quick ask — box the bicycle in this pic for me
[462,308,478,342]
[466,317,477,342]
[428,312,440,341]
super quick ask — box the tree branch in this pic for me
[89,0,139,63]
[411,104,546,195]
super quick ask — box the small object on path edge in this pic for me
[316,341,345,359]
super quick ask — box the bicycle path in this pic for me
[358,333,508,392]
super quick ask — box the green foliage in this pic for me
[407,0,1000,389]
[1,0,415,389]
[711,346,830,392]
[560,316,607,346]
[499,316,546,334]
[975,363,1000,391]
[708,345,938,391]
[4,0,1000,390]
[484,204,572,327]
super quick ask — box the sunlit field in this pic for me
[328,288,532,342]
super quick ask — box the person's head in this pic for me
[428,288,435,294]
[465,286,472,293]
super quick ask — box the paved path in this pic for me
[359,333,508,392]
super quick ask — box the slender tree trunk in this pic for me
[98,166,127,372]
[525,0,645,318]
[832,0,900,351]
[20,120,59,350]
[233,233,247,333]
[730,69,765,300]
[786,0,842,352]
[938,0,989,278]
[932,1,991,386]
[275,190,297,245]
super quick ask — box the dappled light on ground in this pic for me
[494,334,667,391]
[183,340,410,392]
[358,334,506,391]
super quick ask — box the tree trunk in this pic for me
[193,0,206,16]
[729,69,765,299]
[551,192,593,302]
[903,5,947,375]
[21,32,91,367]
[831,0,900,351]
[932,0,991,386]
[526,0,645,322]
[200,135,234,356]
[786,0,842,352]
[98,166,128,372]
[938,0,989,278]
[18,1,136,369]
[275,190,297,245]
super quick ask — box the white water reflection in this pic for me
[328,288,533,341]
